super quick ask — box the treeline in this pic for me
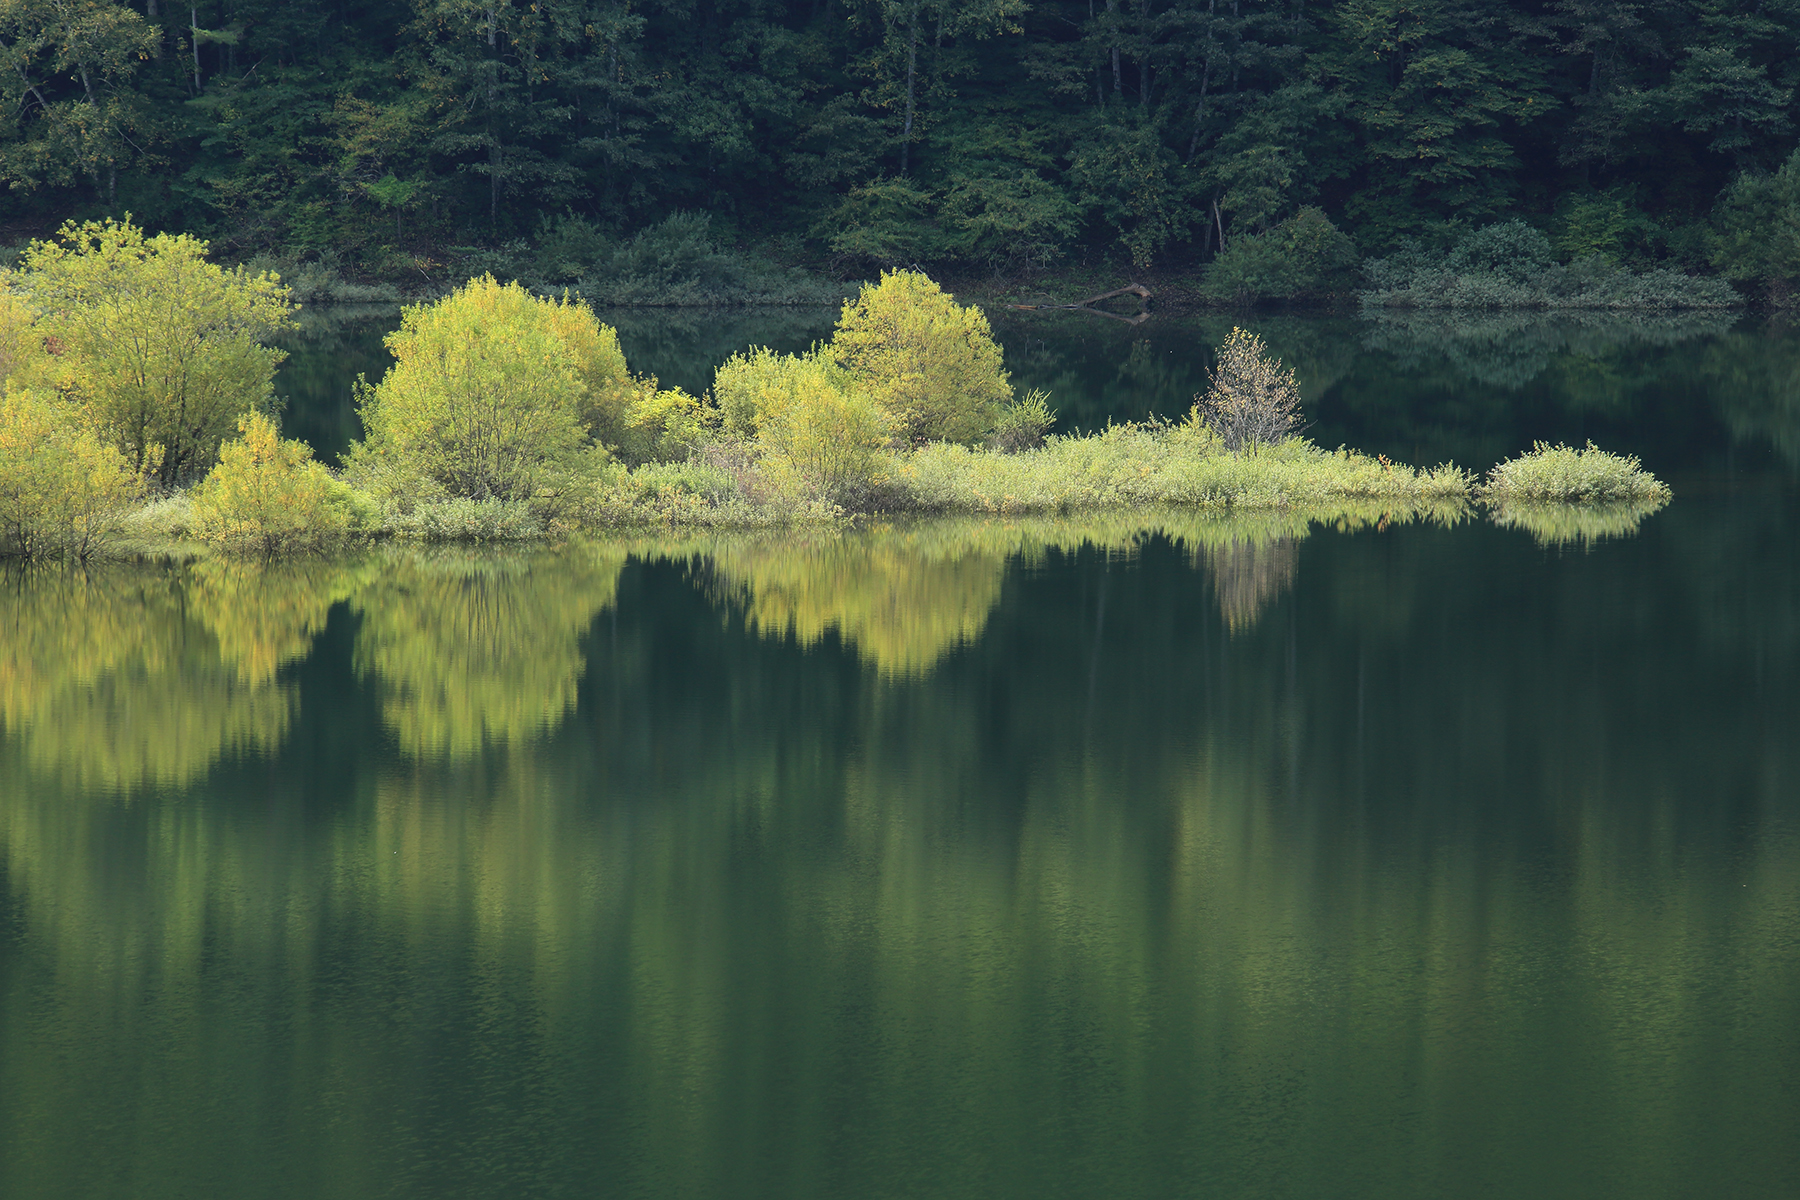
[7,1,1800,295]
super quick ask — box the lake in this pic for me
[2,308,1797,1198]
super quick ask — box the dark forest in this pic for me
[6,1,1800,293]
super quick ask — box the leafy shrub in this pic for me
[709,348,890,505]
[831,269,1012,445]
[1480,441,1670,503]
[1194,328,1304,451]
[349,275,609,502]
[1201,208,1359,303]
[1362,220,1737,310]
[1551,188,1664,266]
[937,171,1079,272]
[21,217,295,485]
[191,412,372,553]
[760,370,892,507]
[0,388,142,559]
[989,390,1057,453]
[609,381,719,466]
[1710,149,1800,302]
[388,497,546,542]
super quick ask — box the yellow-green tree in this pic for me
[20,218,294,486]
[352,275,612,501]
[712,348,890,501]
[0,387,141,559]
[191,412,371,554]
[0,281,38,387]
[830,269,1012,445]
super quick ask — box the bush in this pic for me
[1201,208,1359,303]
[191,412,372,553]
[350,275,610,502]
[20,217,295,485]
[1194,328,1304,451]
[1362,220,1738,310]
[388,497,546,542]
[710,348,890,505]
[989,390,1057,453]
[1480,441,1670,503]
[609,381,719,467]
[831,269,1012,445]
[1710,150,1800,302]
[0,388,142,559]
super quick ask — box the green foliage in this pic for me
[518,213,841,306]
[1068,114,1188,269]
[1195,328,1305,451]
[4,0,1800,284]
[989,390,1057,453]
[1551,190,1664,266]
[20,217,295,486]
[191,412,372,553]
[0,0,159,200]
[0,385,141,559]
[387,498,546,543]
[937,172,1080,271]
[350,275,608,503]
[709,347,890,506]
[831,269,1012,445]
[1710,150,1800,297]
[898,423,1471,515]
[1480,440,1671,504]
[1202,208,1359,304]
[1364,221,1739,310]
[611,383,718,467]
[822,178,948,266]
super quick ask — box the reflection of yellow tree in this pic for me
[0,559,360,791]
[1203,536,1298,632]
[351,546,626,758]
[701,530,1009,677]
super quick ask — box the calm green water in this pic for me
[5,314,1800,1198]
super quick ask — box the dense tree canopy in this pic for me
[3,1,1799,274]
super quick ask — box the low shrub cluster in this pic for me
[1480,441,1671,504]
[190,413,374,553]
[901,424,1471,515]
[0,388,143,559]
[1362,221,1738,310]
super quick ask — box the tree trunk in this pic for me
[1105,0,1121,95]
[190,7,201,92]
[900,12,919,175]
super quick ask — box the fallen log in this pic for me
[1007,282,1153,317]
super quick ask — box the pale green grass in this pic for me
[899,425,1472,515]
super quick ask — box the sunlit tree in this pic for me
[21,217,294,486]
